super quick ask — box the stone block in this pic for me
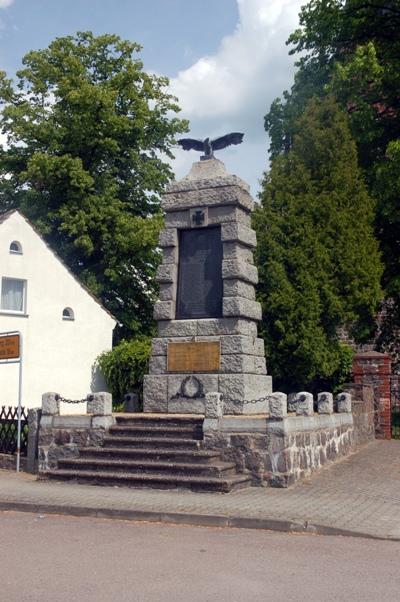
[189,207,209,227]
[295,392,314,416]
[337,392,352,413]
[143,375,168,413]
[87,392,112,416]
[223,242,254,264]
[268,392,288,419]
[196,318,258,337]
[153,300,175,321]
[205,392,223,418]
[164,210,190,229]
[220,335,264,356]
[42,392,60,416]
[221,222,257,248]
[222,297,262,321]
[39,415,53,428]
[222,259,258,284]
[223,279,256,300]
[92,415,114,429]
[53,415,92,428]
[158,228,178,248]
[317,392,334,414]
[208,206,251,228]
[149,355,167,375]
[155,263,177,284]
[158,283,176,302]
[219,374,272,414]
[158,320,197,337]
[220,354,266,374]
[167,374,218,414]
[27,408,41,474]
[162,246,178,264]
[163,185,254,213]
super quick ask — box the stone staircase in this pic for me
[45,414,252,493]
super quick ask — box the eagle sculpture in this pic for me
[177,132,244,159]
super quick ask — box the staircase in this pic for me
[45,414,251,493]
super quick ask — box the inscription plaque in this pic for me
[168,342,220,372]
[176,226,223,319]
[0,334,20,361]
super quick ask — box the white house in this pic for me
[0,210,116,410]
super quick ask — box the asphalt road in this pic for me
[0,511,399,602]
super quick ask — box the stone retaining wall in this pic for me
[204,413,355,487]
[38,392,114,472]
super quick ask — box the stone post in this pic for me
[337,392,352,413]
[268,392,287,419]
[295,392,314,417]
[87,392,113,429]
[353,352,392,439]
[42,392,60,416]
[124,393,140,413]
[317,392,334,414]
[26,408,41,474]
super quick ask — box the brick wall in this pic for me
[352,352,392,439]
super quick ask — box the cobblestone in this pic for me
[0,441,399,540]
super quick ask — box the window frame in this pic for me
[9,241,23,255]
[0,276,27,315]
[62,307,75,321]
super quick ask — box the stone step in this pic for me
[79,446,221,463]
[108,425,203,440]
[44,469,252,493]
[102,435,203,449]
[57,457,237,477]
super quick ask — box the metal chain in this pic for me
[221,395,270,406]
[55,394,93,405]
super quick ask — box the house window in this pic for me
[1,278,26,313]
[62,307,75,321]
[9,241,22,254]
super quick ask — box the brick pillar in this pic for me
[353,352,392,439]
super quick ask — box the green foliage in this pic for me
[97,336,151,403]
[0,32,188,336]
[255,97,382,392]
[264,0,400,366]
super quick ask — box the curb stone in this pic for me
[0,500,398,542]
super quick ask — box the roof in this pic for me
[0,209,117,323]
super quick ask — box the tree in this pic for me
[255,97,382,391]
[264,0,400,366]
[0,32,188,336]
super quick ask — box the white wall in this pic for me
[0,212,116,413]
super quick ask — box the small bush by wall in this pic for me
[97,336,151,404]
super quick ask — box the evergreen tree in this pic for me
[264,0,400,364]
[255,97,382,391]
[0,32,188,336]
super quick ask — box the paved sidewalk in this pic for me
[0,440,399,540]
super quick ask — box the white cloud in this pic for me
[0,0,14,7]
[170,0,303,195]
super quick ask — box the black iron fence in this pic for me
[0,405,28,456]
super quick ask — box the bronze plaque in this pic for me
[0,334,20,360]
[168,341,220,373]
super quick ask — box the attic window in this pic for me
[62,307,75,321]
[10,241,22,254]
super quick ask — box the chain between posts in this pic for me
[221,395,270,406]
[55,394,94,405]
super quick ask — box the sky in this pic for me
[0,0,304,196]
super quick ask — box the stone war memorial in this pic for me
[38,135,376,492]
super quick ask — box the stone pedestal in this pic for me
[143,158,272,415]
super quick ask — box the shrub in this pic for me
[97,336,151,404]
